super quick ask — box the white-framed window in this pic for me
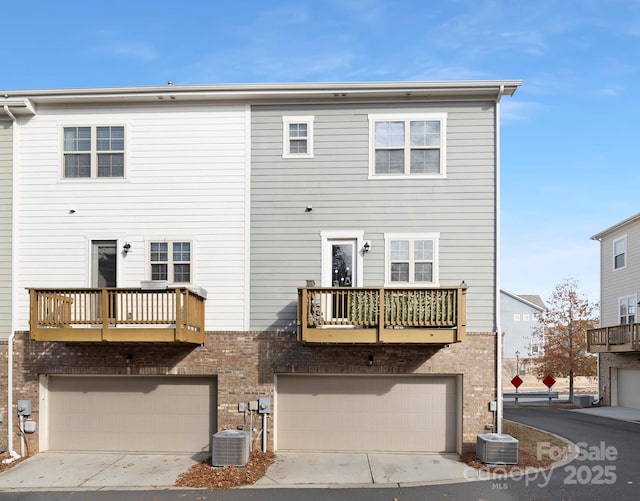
[513,314,521,321]
[384,233,439,286]
[283,116,314,158]
[368,113,446,178]
[63,125,125,178]
[523,313,530,321]
[619,295,637,324]
[150,241,192,283]
[613,236,627,270]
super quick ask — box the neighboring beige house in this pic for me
[0,80,520,458]
[589,213,640,408]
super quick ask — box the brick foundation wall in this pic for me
[0,341,7,448]
[2,330,496,455]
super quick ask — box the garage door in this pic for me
[47,376,216,453]
[617,369,640,409]
[276,375,457,452]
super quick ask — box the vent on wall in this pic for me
[212,430,250,466]
[476,433,519,465]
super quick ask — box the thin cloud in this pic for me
[107,42,159,62]
[500,100,541,122]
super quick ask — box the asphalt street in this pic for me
[1,406,638,501]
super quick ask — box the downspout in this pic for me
[495,85,504,434]
[3,105,20,462]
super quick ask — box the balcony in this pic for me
[28,288,206,344]
[297,286,467,345]
[587,324,640,353]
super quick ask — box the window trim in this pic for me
[618,294,637,325]
[60,124,127,180]
[613,235,627,270]
[148,240,193,285]
[368,113,447,179]
[282,116,314,159]
[320,230,364,287]
[384,232,440,286]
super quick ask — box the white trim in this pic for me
[618,294,637,324]
[244,104,251,330]
[320,230,365,287]
[282,115,314,158]
[59,124,128,180]
[613,235,627,271]
[146,239,195,285]
[383,232,440,286]
[39,375,50,451]
[368,113,447,179]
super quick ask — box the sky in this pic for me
[3,0,640,305]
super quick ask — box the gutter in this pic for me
[495,84,505,434]
[3,108,20,462]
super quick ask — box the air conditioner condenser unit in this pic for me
[476,433,519,465]
[212,430,250,467]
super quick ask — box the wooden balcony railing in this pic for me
[587,323,640,353]
[29,287,206,344]
[297,286,467,344]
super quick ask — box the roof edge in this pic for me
[500,289,545,311]
[591,212,640,240]
[1,80,522,104]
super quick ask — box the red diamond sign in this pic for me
[511,375,523,389]
[543,374,556,388]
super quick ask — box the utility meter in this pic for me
[17,400,31,417]
[258,397,271,414]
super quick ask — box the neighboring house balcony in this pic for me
[28,287,206,344]
[587,324,640,353]
[297,286,467,344]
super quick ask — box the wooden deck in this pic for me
[297,286,467,345]
[587,324,640,353]
[29,287,206,344]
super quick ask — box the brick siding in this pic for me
[0,330,496,455]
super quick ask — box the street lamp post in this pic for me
[515,350,520,376]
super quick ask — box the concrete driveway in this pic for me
[255,452,471,487]
[0,450,471,491]
[0,452,204,490]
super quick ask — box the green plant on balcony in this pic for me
[385,290,455,327]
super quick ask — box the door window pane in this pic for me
[332,244,354,287]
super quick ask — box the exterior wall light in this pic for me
[363,241,371,253]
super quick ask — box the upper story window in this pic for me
[619,295,636,324]
[283,116,314,158]
[384,233,439,286]
[369,113,447,178]
[63,126,125,178]
[513,314,521,321]
[522,313,530,321]
[613,236,627,270]
[150,241,191,283]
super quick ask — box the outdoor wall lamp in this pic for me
[368,354,374,366]
[123,243,131,254]
[363,241,371,253]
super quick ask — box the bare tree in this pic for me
[531,277,598,401]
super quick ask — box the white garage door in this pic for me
[47,376,216,453]
[276,375,457,452]
[617,369,640,409]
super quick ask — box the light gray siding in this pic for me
[500,291,543,358]
[250,101,498,332]
[0,120,11,338]
[598,221,640,327]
